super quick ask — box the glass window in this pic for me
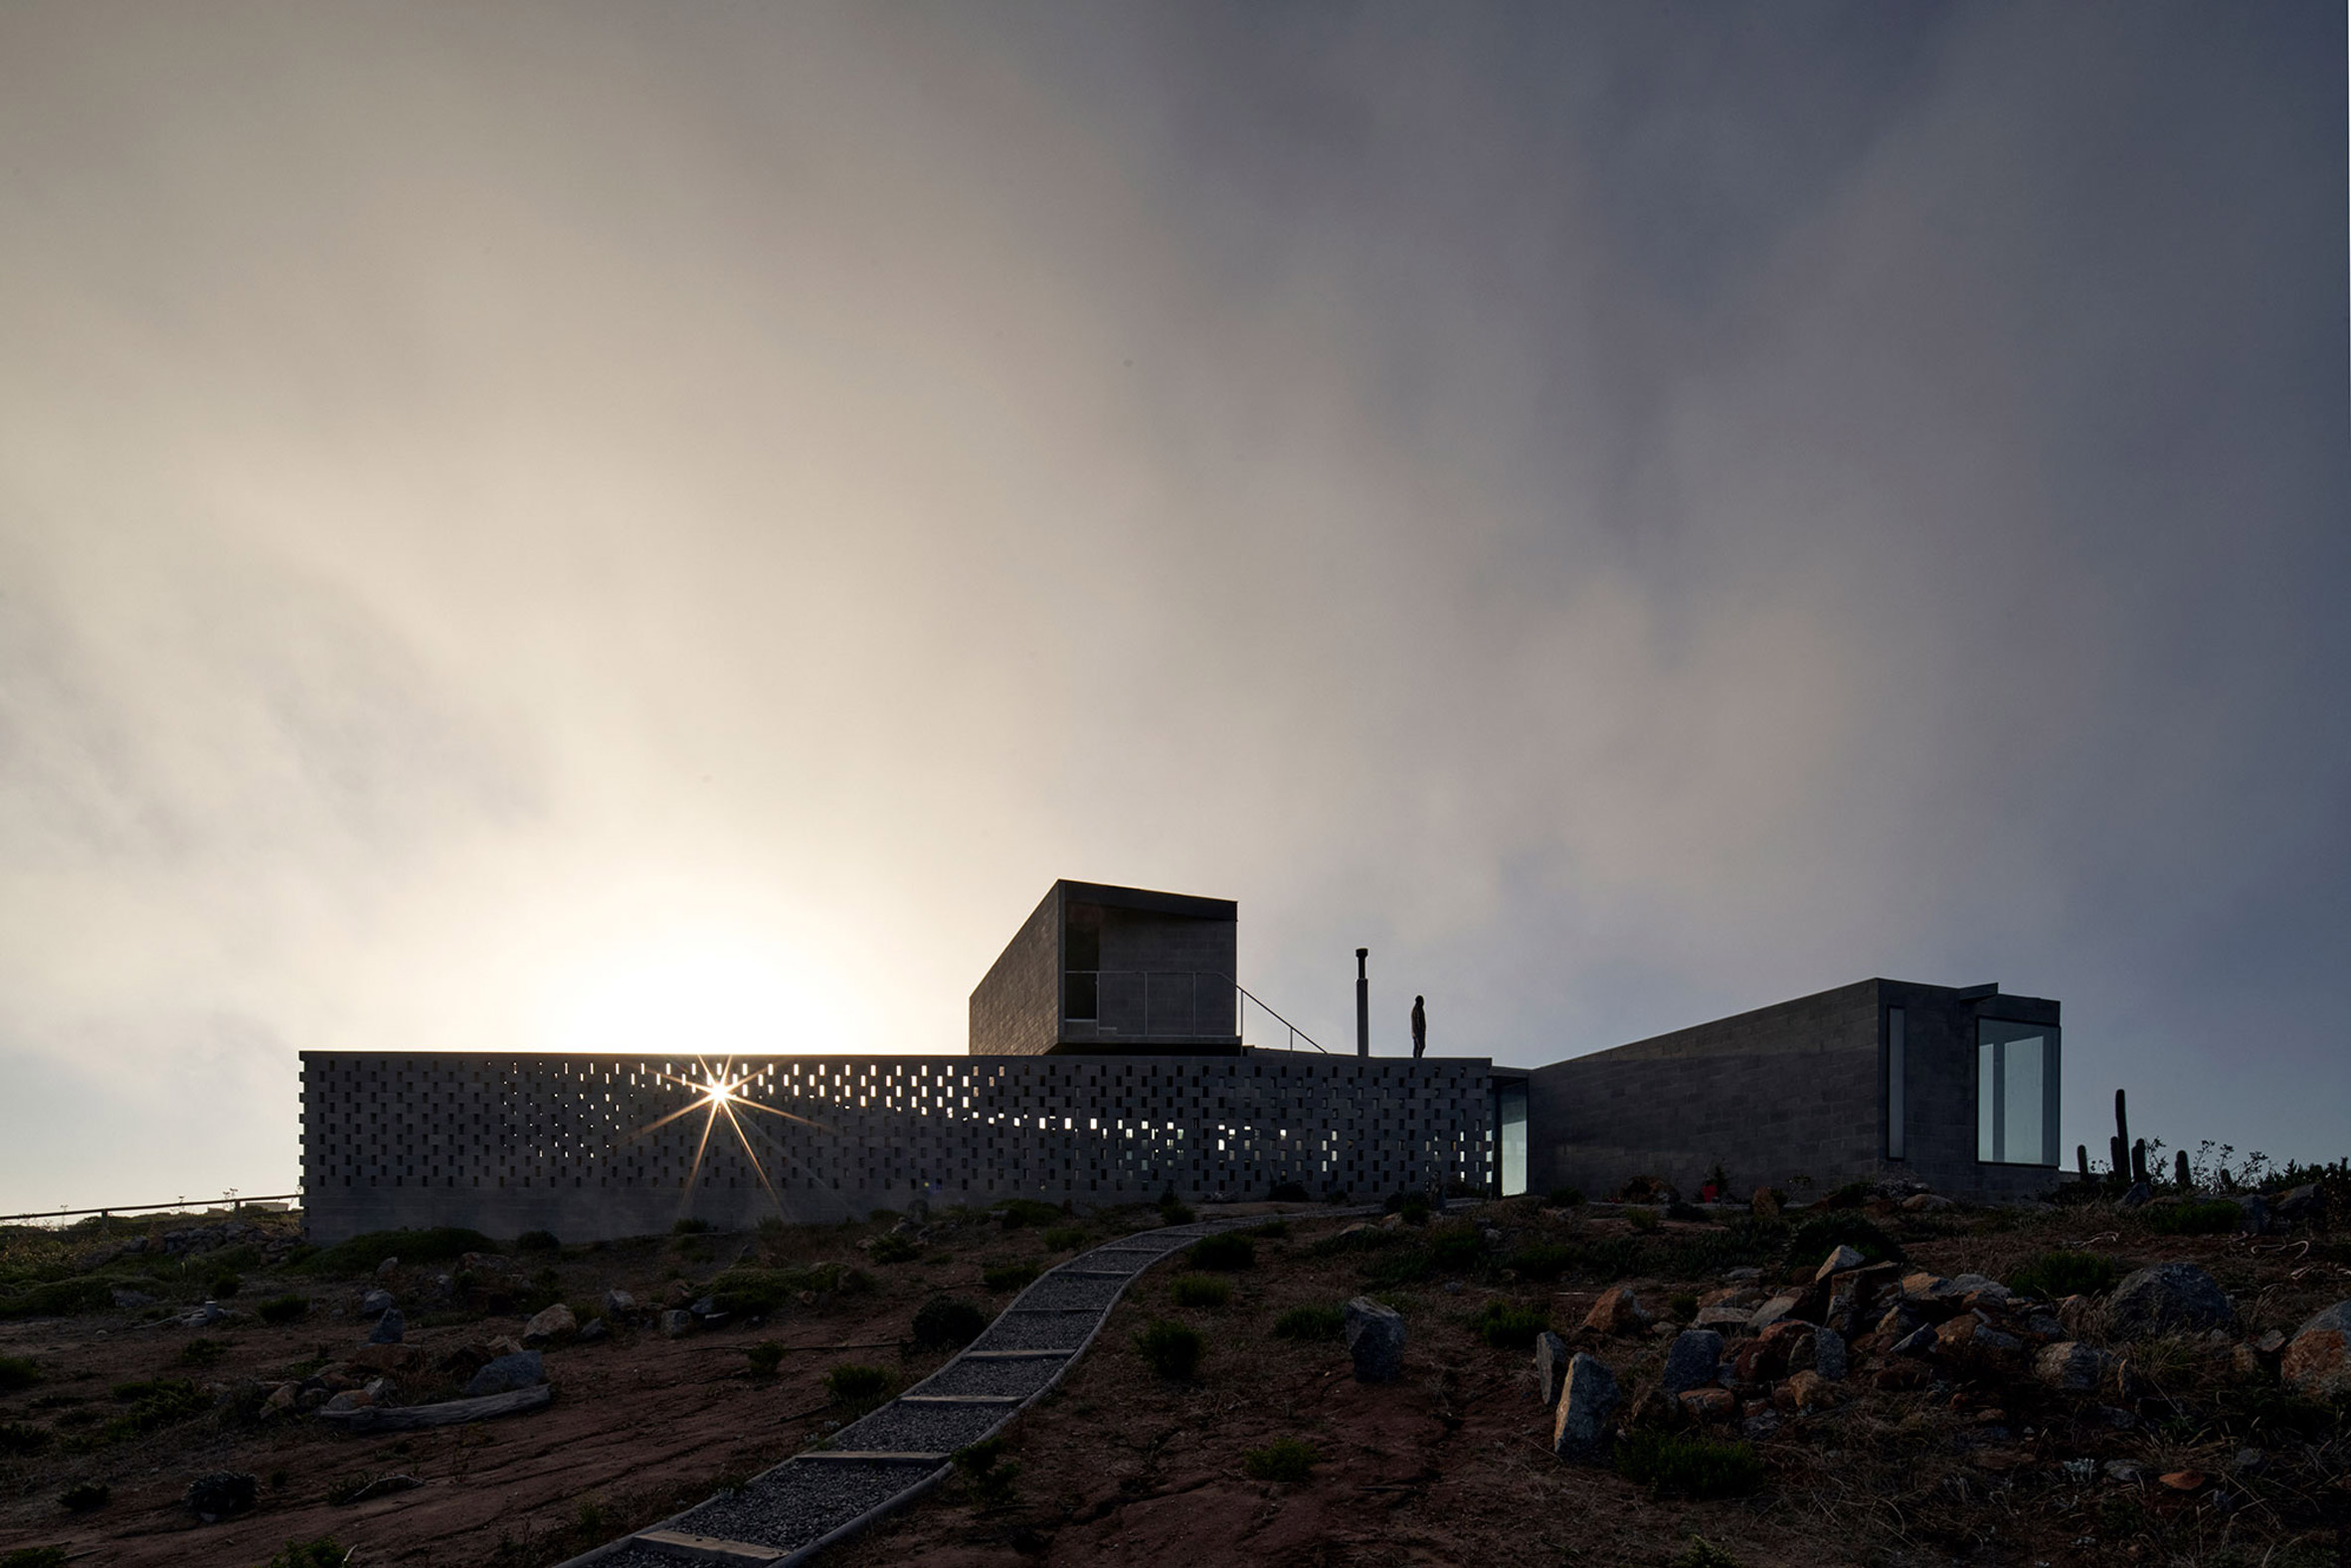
[1498,1084,1528,1197]
[1976,1017,2060,1165]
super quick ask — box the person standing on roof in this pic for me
[1410,994,1427,1059]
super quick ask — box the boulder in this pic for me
[2117,1181,2153,1210]
[2035,1340,2120,1393]
[184,1472,258,1523]
[2107,1263,2233,1339]
[1800,1324,1848,1381]
[1877,1303,1926,1342]
[2273,1184,2323,1226]
[1582,1285,1651,1335]
[2280,1301,2351,1402]
[367,1308,405,1345]
[1550,1352,1620,1462]
[463,1350,546,1398]
[110,1287,156,1309]
[360,1288,396,1318]
[1900,1192,1955,1213]
[1344,1296,1406,1383]
[1748,1294,1804,1331]
[1814,1245,1869,1281]
[1773,1369,1840,1413]
[1900,1273,1956,1304]
[1661,1329,1724,1395]
[261,1382,299,1418]
[1535,1331,1571,1406]
[321,1389,373,1414]
[522,1303,577,1346]
[604,1288,637,1318]
[657,1308,695,1339]
[1678,1385,1735,1422]
[1693,1305,1753,1332]
[376,1256,401,1279]
[579,1317,609,1343]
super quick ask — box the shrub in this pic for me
[868,1233,921,1265]
[179,1337,228,1367]
[0,1421,54,1456]
[2,1549,68,1568]
[58,1481,109,1513]
[0,1279,112,1320]
[1041,1226,1089,1252]
[1268,1182,1312,1203]
[1426,1226,1484,1271]
[910,1296,988,1351]
[1310,1226,1398,1258]
[1273,1305,1346,1341]
[954,1437,1019,1507]
[264,1540,348,1568]
[0,1355,37,1392]
[257,1294,310,1326]
[2007,1250,2121,1300]
[672,1217,714,1236]
[1249,1220,1291,1240]
[1397,1195,1432,1226]
[756,1215,788,1239]
[1668,1293,1700,1320]
[1616,1431,1765,1498]
[206,1272,242,1299]
[1360,1246,1434,1290]
[1785,1213,1903,1267]
[1160,1202,1195,1226]
[1507,1243,1573,1282]
[745,1342,784,1377]
[1189,1233,1256,1271]
[2140,1200,2243,1236]
[515,1230,561,1253]
[1665,1202,1710,1224]
[707,1264,849,1316]
[1136,1319,1204,1380]
[1548,1187,1585,1207]
[997,1199,1067,1229]
[1625,1208,1661,1232]
[824,1363,896,1410]
[1241,1436,1317,1482]
[982,1263,1039,1294]
[1470,1300,1548,1349]
[104,1378,210,1439]
[1171,1275,1231,1309]
[299,1227,492,1276]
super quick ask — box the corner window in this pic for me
[1886,1007,1906,1160]
[1496,1083,1528,1197]
[1976,1017,2060,1165]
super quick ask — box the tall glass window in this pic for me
[1886,1007,1906,1160]
[1497,1083,1528,1197]
[1976,1017,2061,1165]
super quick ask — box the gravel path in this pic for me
[553,1212,1317,1568]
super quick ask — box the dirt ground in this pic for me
[3,1194,2348,1568]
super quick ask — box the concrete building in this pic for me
[970,881,1239,1056]
[1527,978,2062,1203]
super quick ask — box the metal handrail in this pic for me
[1226,976,1328,1054]
[1059,969,1327,1054]
[0,1193,301,1226]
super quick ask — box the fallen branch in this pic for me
[317,1384,552,1433]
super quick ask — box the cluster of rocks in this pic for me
[1528,1243,2351,1468]
[74,1219,298,1272]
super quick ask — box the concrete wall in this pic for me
[1526,979,2065,1204]
[969,887,1060,1058]
[300,1048,1494,1244]
[1071,902,1237,1047]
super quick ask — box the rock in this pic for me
[2117,1181,2152,1210]
[376,1256,401,1279]
[1535,1331,1571,1406]
[1550,1352,1620,1462]
[2253,1328,2287,1355]
[657,1308,695,1338]
[367,1308,406,1345]
[180,1302,231,1328]
[2232,1447,2266,1475]
[1890,1324,1938,1358]
[689,1296,719,1317]
[2231,1194,2269,1235]
[360,1289,396,1318]
[2104,1460,2144,1483]
[321,1390,374,1414]
[1582,1285,1651,1335]
[2273,1184,2322,1225]
[1815,1245,1869,1281]
[2108,1263,2233,1339]
[1693,1305,1753,1332]
[110,1287,155,1309]
[1935,1315,2022,1357]
[1678,1386,1735,1422]
[262,1382,299,1417]
[1720,1267,1761,1284]
[1900,1273,1955,1303]
[2280,1301,2351,1402]
[604,1288,637,1318]
[1877,1303,1926,1341]
[1749,1187,1781,1219]
[1344,1296,1406,1383]
[463,1350,545,1397]
[185,1472,258,1522]
[579,1317,609,1343]
[1741,1409,1781,1439]
[2034,1340,2119,1393]
[1773,1369,1839,1412]
[1809,1325,1849,1381]
[1748,1294,1804,1331]
[1662,1329,1724,1394]
[522,1303,577,1346]
[1901,1192,1955,1212]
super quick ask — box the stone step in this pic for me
[631,1527,788,1565]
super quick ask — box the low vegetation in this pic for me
[1271,1304,1345,1341]
[1240,1436,1317,1482]
[1615,1431,1766,1499]
[1186,1233,1256,1272]
[1136,1318,1204,1379]
[1170,1274,1231,1308]
[910,1295,988,1350]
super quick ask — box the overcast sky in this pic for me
[1,3,2343,1213]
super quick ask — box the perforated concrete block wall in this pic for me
[300,1051,1494,1243]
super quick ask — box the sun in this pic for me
[536,928,840,1058]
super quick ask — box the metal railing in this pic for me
[1060,970,1328,1054]
[0,1192,301,1228]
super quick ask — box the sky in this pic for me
[0,2,2344,1213]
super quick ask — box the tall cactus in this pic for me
[2175,1148,2191,1189]
[2131,1137,2149,1185]
[2110,1089,2130,1182]
[2077,1144,2089,1180]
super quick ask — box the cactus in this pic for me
[2174,1148,2191,1189]
[2131,1137,2148,1185]
[2109,1089,2131,1186]
[2077,1144,2089,1179]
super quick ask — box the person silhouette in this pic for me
[1410,994,1426,1059]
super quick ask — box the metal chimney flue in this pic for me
[1355,948,1369,1058]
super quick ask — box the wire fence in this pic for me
[0,1192,300,1229]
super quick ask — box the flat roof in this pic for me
[1057,880,1235,922]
